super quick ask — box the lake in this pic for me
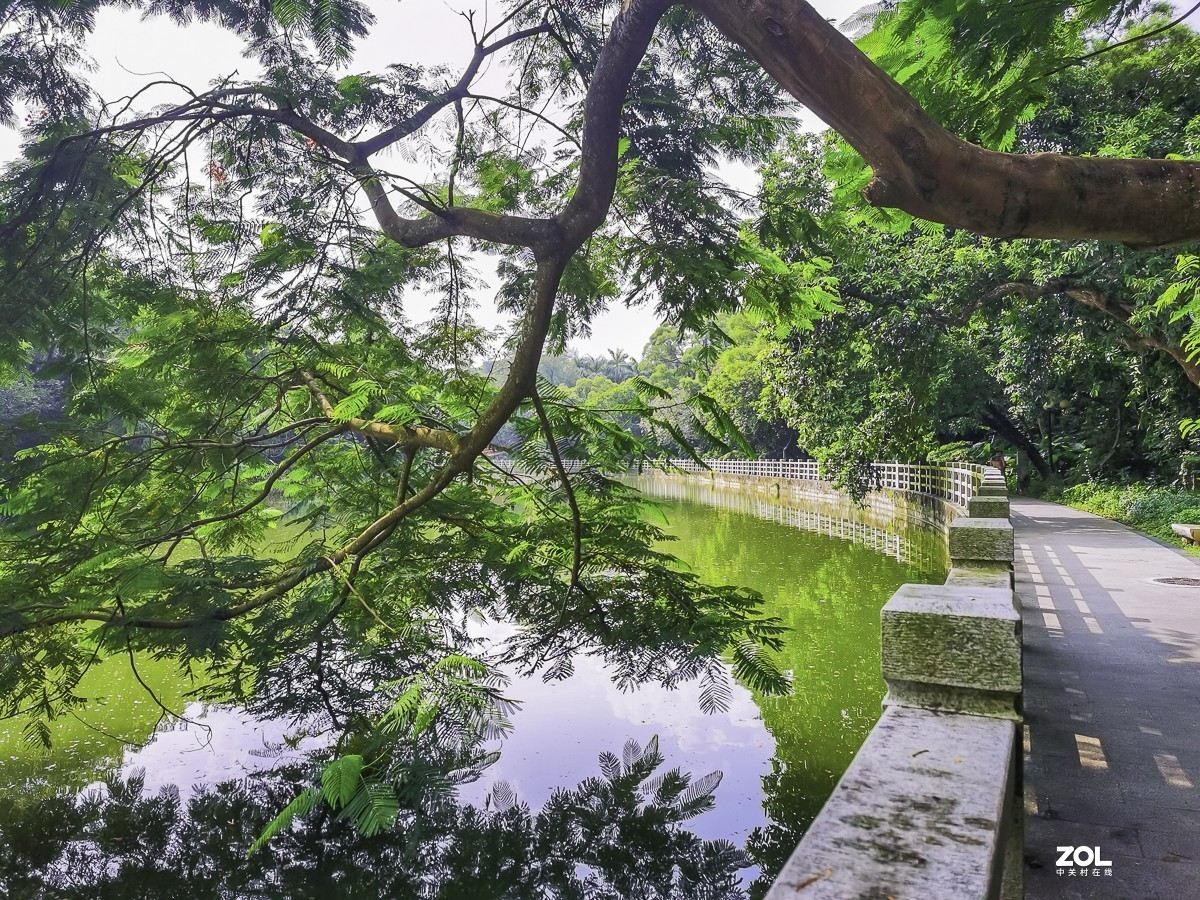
[0,477,945,897]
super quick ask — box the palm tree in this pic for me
[578,354,604,376]
[606,348,635,381]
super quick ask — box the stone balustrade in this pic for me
[766,706,1018,899]
[663,458,985,513]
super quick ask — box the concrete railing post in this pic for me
[881,581,1021,718]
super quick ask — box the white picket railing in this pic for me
[660,458,986,512]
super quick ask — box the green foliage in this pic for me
[0,229,792,847]
[247,787,318,855]
[4,0,1200,861]
[0,1,374,128]
[1157,255,1200,414]
[736,13,1200,489]
[1057,482,1200,551]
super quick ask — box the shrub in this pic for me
[1059,482,1200,551]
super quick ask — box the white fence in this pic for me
[660,458,986,513]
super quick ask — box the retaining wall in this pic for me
[631,471,951,573]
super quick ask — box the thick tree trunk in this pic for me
[982,402,1051,478]
[694,0,1200,247]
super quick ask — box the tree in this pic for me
[961,6,1200,390]
[738,12,1200,487]
[1,0,1199,843]
[605,348,636,380]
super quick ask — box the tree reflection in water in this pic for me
[1,489,934,898]
[0,736,747,899]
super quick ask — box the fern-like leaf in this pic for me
[248,787,318,855]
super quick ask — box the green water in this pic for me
[0,481,947,896]
[0,653,195,791]
[647,484,945,874]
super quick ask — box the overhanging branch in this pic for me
[694,0,1200,247]
[301,372,460,452]
[987,280,1200,386]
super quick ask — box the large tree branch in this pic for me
[555,0,671,245]
[1059,284,1200,386]
[981,401,1050,478]
[354,0,670,252]
[355,170,563,250]
[694,0,1200,247]
[22,0,1200,258]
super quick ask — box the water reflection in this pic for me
[635,478,946,885]
[1,482,945,896]
[633,474,950,574]
[0,740,749,899]
[459,653,774,851]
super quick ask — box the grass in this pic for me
[1054,482,1200,553]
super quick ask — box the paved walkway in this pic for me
[1014,499,1200,899]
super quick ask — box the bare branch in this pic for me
[532,388,584,592]
[142,423,350,545]
[355,22,556,158]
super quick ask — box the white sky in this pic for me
[3,1,1194,357]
